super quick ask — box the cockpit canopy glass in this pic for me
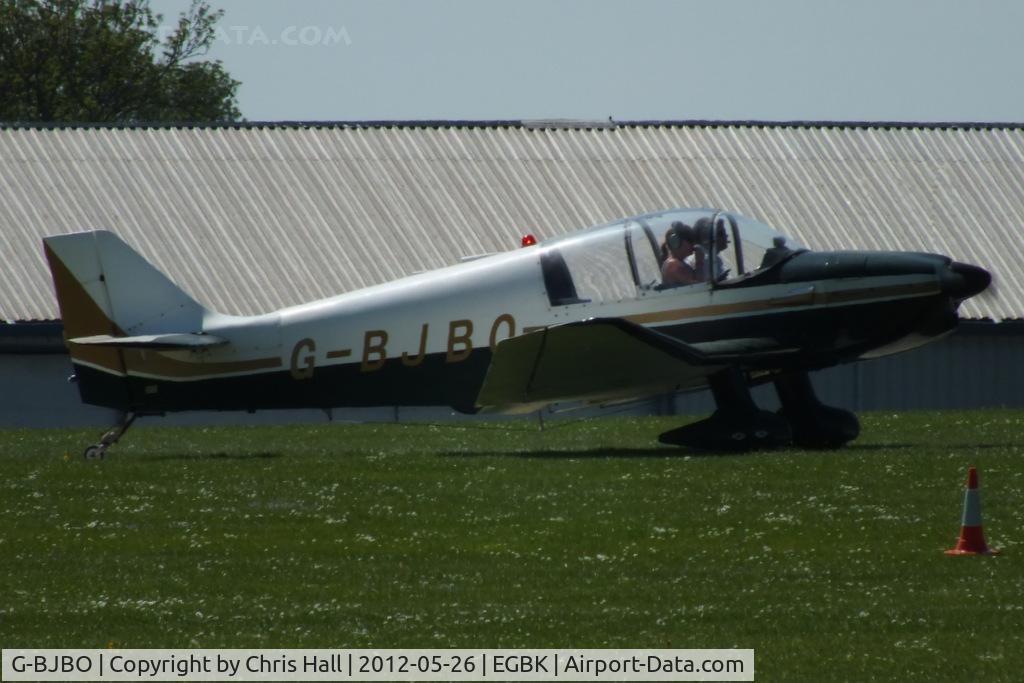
[538,208,805,306]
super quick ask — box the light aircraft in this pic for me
[44,208,990,457]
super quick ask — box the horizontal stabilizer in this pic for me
[68,333,228,350]
[476,318,727,413]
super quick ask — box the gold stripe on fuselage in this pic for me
[74,348,282,380]
[625,281,940,326]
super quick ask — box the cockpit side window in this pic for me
[540,249,589,306]
[626,221,663,291]
[548,223,640,305]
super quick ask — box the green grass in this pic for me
[2,411,1023,680]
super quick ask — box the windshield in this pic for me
[537,208,804,306]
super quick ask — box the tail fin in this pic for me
[44,230,217,409]
[43,230,210,340]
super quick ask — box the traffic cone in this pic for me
[945,466,1000,556]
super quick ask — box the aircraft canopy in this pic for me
[538,209,805,306]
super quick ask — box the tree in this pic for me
[0,0,240,123]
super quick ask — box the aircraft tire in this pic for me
[782,405,860,450]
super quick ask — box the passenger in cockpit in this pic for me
[691,218,730,281]
[661,222,699,287]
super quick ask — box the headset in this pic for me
[666,223,692,251]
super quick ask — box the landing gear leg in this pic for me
[84,412,137,459]
[659,369,791,451]
[774,373,859,449]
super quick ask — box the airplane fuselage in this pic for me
[71,243,979,414]
[45,207,989,451]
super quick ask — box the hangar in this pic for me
[1,120,1022,427]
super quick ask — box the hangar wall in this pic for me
[3,122,1023,322]
[2,324,1019,430]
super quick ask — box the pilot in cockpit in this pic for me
[660,222,699,287]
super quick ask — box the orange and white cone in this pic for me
[945,466,1000,556]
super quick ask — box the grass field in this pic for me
[2,410,1023,681]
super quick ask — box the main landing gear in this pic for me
[774,372,859,449]
[658,370,859,451]
[659,369,792,451]
[83,412,137,459]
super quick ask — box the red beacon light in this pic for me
[521,233,537,247]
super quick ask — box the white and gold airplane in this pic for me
[44,208,990,457]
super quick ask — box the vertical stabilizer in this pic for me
[43,230,215,409]
[43,230,209,339]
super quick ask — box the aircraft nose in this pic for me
[941,262,991,301]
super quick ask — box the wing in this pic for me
[475,318,728,413]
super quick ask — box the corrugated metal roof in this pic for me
[1,123,1021,321]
